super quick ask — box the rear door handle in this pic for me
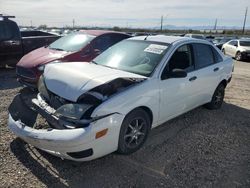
[189,76,197,82]
[213,67,219,72]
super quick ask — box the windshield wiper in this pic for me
[91,60,97,64]
[91,61,118,70]
[49,47,64,51]
[99,64,118,70]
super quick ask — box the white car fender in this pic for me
[91,78,160,128]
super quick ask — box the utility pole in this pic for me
[214,18,217,31]
[242,7,248,34]
[72,19,75,29]
[160,15,163,31]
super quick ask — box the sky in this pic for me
[0,0,249,28]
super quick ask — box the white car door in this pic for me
[190,43,223,105]
[227,40,237,56]
[158,44,199,124]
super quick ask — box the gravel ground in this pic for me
[0,60,250,188]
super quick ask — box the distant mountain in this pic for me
[151,25,250,30]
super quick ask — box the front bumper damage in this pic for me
[8,89,124,161]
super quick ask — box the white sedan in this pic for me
[222,39,250,61]
[8,36,233,161]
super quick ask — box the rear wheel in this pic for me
[235,51,242,61]
[117,108,151,154]
[205,84,225,110]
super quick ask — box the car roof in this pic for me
[78,30,128,36]
[128,35,195,44]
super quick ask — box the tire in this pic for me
[117,108,151,154]
[235,51,242,61]
[205,84,225,110]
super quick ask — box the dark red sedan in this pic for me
[16,30,130,87]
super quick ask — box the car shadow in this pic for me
[0,67,21,90]
[10,102,250,187]
[242,59,250,63]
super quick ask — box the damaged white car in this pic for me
[8,36,233,161]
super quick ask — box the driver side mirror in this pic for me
[234,44,238,47]
[162,68,187,79]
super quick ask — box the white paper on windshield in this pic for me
[144,44,168,54]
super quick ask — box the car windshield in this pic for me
[240,41,250,47]
[93,40,169,77]
[49,33,95,52]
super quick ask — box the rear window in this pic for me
[0,20,19,40]
[193,43,214,69]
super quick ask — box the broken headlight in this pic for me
[55,103,93,120]
[55,103,118,128]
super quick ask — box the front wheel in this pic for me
[117,108,151,154]
[205,84,225,110]
[222,48,226,55]
[235,51,242,61]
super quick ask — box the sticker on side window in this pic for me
[144,44,168,54]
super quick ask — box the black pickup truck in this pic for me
[0,15,60,67]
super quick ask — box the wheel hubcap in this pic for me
[124,118,146,148]
[214,89,223,105]
[236,53,241,60]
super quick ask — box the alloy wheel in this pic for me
[124,118,146,149]
[236,52,242,61]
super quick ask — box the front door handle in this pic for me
[5,40,20,45]
[213,67,219,72]
[189,76,197,82]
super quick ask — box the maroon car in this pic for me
[16,30,130,87]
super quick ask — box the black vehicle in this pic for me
[0,14,60,67]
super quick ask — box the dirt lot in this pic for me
[0,60,250,188]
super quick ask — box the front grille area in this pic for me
[48,93,67,109]
[16,66,36,79]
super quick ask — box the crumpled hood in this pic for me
[17,47,71,68]
[44,62,146,102]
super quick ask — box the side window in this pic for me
[168,44,194,72]
[229,40,237,46]
[193,43,214,69]
[161,44,194,79]
[6,21,20,40]
[92,35,111,52]
[211,47,223,63]
[0,21,11,40]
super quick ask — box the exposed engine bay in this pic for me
[8,76,145,130]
